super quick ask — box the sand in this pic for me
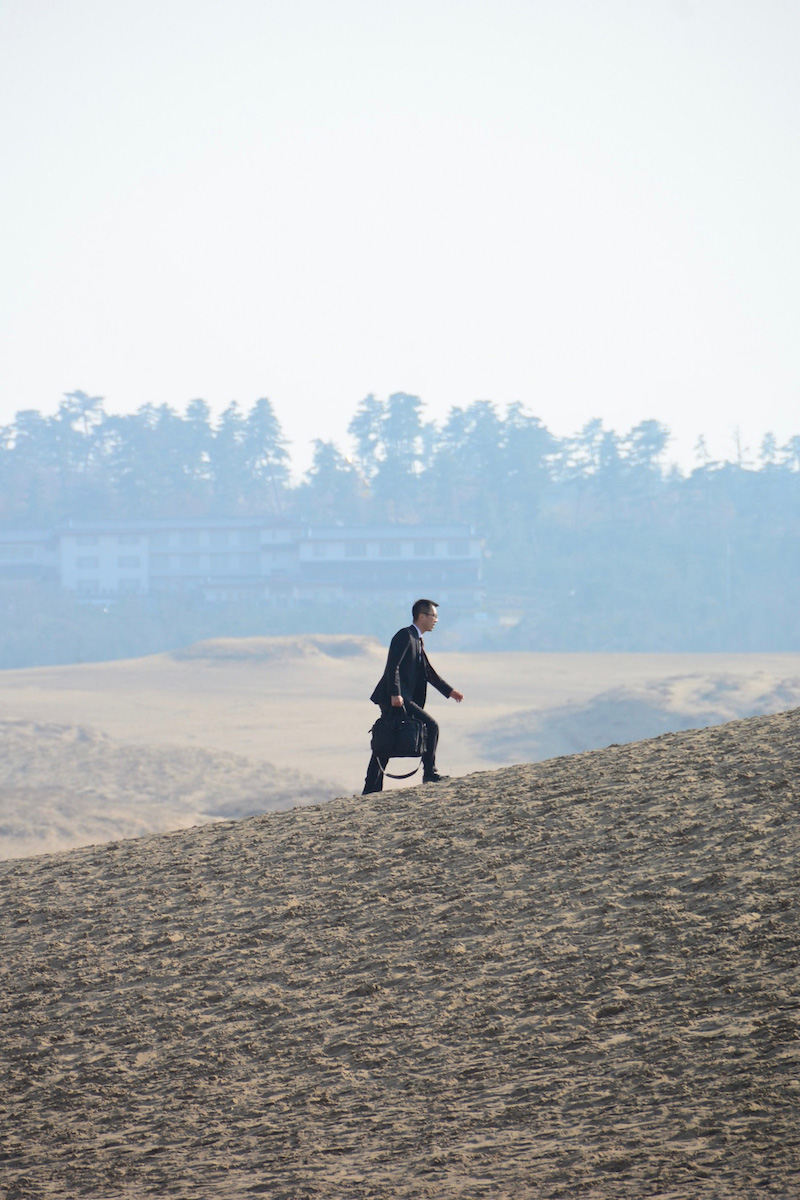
[0,635,799,859]
[1,707,798,1198]
[0,718,340,860]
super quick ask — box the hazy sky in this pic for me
[1,0,798,476]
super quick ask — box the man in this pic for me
[363,598,464,794]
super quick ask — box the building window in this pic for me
[180,531,201,548]
[150,554,169,572]
[413,541,434,557]
[210,530,230,548]
[118,556,140,568]
[181,554,200,572]
[312,543,327,558]
[345,542,367,557]
[77,579,99,594]
[0,545,34,560]
[448,540,469,556]
[76,535,98,546]
[119,579,140,593]
[77,556,99,568]
[118,534,140,546]
[380,541,396,557]
[151,531,171,549]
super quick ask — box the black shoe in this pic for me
[422,772,449,784]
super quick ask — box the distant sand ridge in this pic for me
[0,718,340,860]
[172,633,380,663]
[1,709,798,1198]
[478,670,800,762]
[0,636,799,858]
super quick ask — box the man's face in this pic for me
[416,608,438,634]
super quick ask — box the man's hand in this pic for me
[450,689,464,703]
[391,695,404,707]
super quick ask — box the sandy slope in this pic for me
[1,708,798,1198]
[0,636,798,859]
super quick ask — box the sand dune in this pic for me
[477,670,800,762]
[171,633,380,662]
[1,708,798,1197]
[0,718,341,860]
[0,638,799,859]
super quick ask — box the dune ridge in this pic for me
[0,718,342,861]
[170,633,383,663]
[477,670,800,763]
[1,708,799,1197]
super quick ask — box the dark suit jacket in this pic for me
[370,625,453,709]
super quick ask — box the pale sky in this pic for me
[1,0,798,476]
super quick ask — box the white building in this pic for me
[0,519,483,608]
[59,526,150,596]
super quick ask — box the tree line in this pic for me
[1,389,799,652]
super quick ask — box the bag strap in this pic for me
[376,756,423,780]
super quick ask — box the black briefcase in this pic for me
[370,714,427,779]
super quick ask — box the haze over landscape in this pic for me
[1,2,799,1194]
[2,0,799,471]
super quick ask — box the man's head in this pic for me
[412,598,438,634]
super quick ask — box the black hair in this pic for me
[412,598,438,620]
